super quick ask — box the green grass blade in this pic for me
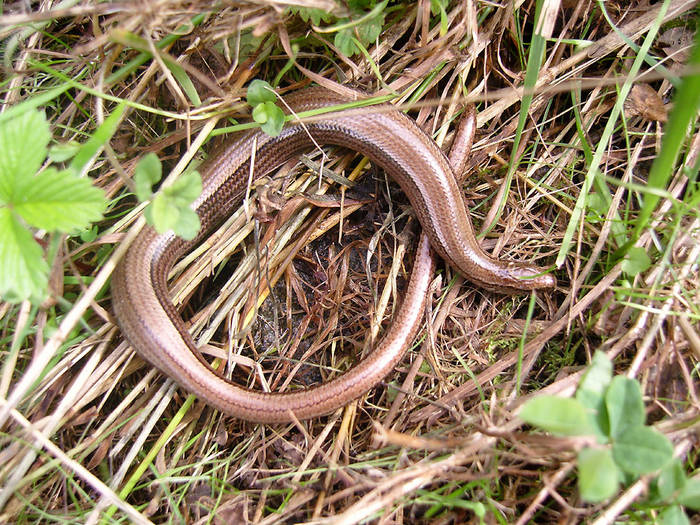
[70,103,126,176]
[630,28,700,244]
[555,0,671,267]
[484,0,548,235]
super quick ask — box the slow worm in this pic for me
[112,87,556,423]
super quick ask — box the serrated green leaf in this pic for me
[0,208,49,303]
[70,103,126,175]
[134,153,162,202]
[356,12,383,45]
[0,110,50,202]
[612,426,673,475]
[247,79,276,106]
[678,477,700,510]
[291,6,333,25]
[658,504,690,525]
[519,396,593,436]
[578,447,618,503]
[13,168,106,232]
[606,376,645,438]
[335,28,359,56]
[259,103,285,137]
[235,31,266,65]
[622,246,651,277]
[657,460,686,502]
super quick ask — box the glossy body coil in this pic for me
[111,87,555,423]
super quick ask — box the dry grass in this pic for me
[0,0,698,523]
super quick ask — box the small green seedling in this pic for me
[290,1,388,57]
[133,153,202,241]
[0,107,110,303]
[247,80,285,137]
[520,352,698,522]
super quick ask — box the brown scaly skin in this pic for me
[111,87,555,423]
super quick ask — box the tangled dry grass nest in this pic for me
[0,0,698,523]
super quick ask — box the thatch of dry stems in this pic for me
[0,0,698,523]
